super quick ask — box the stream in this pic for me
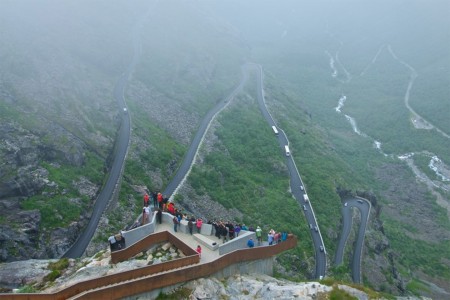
[327,43,450,216]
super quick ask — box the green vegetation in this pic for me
[44,270,61,282]
[127,110,187,189]
[187,86,314,272]
[43,258,70,283]
[384,219,450,279]
[320,278,390,299]
[16,285,37,293]
[329,265,352,282]
[21,155,104,229]
[406,279,432,296]
[329,287,358,300]
[48,258,70,271]
[248,9,450,289]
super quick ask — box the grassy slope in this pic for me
[120,0,450,291]
[108,1,248,232]
[187,82,314,276]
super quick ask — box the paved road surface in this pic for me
[249,63,327,279]
[163,71,248,198]
[334,197,371,283]
[62,13,144,258]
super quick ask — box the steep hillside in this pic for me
[0,0,146,260]
[1,1,449,299]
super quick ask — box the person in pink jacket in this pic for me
[196,218,203,233]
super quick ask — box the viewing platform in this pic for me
[0,210,297,300]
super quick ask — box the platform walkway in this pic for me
[152,221,221,263]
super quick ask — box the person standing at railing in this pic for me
[152,191,158,208]
[143,193,149,207]
[173,215,179,232]
[188,218,194,235]
[234,224,241,238]
[256,226,262,245]
[156,208,162,224]
[196,218,203,233]
[196,245,202,259]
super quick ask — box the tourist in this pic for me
[256,226,262,245]
[143,193,149,206]
[173,215,179,232]
[196,218,203,233]
[157,192,163,209]
[227,222,234,240]
[156,208,162,224]
[234,224,241,238]
[167,202,175,215]
[268,229,275,245]
[142,205,150,225]
[152,191,158,207]
[274,232,281,244]
[247,238,255,248]
[188,218,194,235]
[196,245,202,259]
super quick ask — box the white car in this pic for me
[344,202,348,207]
[123,107,128,113]
[300,185,304,191]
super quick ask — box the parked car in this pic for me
[314,226,318,232]
[344,202,348,207]
[309,224,313,229]
[300,185,304,191]
[358,199,363,204]
[319,245,324,252]
[303,205,307,211]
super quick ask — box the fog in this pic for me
[1,0,449,297]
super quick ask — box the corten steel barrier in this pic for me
[0,231,199,300]
[111,231,196,264]
[0,254,199,300]
[71,235,297,299]
[0,235,296,300]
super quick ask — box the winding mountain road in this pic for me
[62,7,147,258]
[335,197,371,283]
[249,63,327,279]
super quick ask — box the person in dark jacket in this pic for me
[173,216,179,232]
[188,219,194,235]
[156,208,162,224]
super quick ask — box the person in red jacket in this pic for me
[196,245,202,259]
[167,202,175,215]
[143,193,149,206]
[196,218,203,233]
[157,192,163,209]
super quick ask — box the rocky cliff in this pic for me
[0,248,396,300]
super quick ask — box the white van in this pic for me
[272,125,279,135]
[285,145,290,156]
[303,194,309,202]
